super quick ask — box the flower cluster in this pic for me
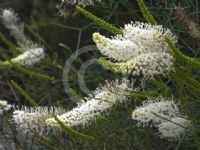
[0,9,37,49]
[132,97,191,138]
[0,100,12,115]
[99,52,174,78]
[12,106,65,135]
[93,22,177,78]
[62,0,101,7]
[158,117,191,139]
[10,47,45,66]
[0,9,45,66]
[45,79,133,128]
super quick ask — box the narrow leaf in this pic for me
[53,115,96,141]
[165,36,200,69]
[11,80,38,107]
[136,0,157,25]
[75,5,122,35]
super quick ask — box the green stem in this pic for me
[75,5,123,35]
[14,65,55,81]
[0,61,54,81]
[165,36,200,70]
[11,80,38,107]
[124,91,159,98]
[136,0,157,25]
[53,115,96,141]
[0,32,17,50]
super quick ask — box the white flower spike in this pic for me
[10,47,45,66]
[45,79,133,128]
[0,100,12,115]
[12,106,65,135]
[158,117,191,139]
[93,21,176,62]
[0,9,38,49]
[132,97,192,139]
[93,21,177,78]
[1,8,45,66]
[99,52,174,79]
[132,97,180,126]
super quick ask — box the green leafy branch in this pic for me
[14,65,55,81]
[135,0,157,25]
[124,91,159,99]
[75,5,123,35]
[53,115,96,141]
[0,61,54,81]
[11,80,38,107]
[165,36,200,70]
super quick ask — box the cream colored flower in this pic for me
[93,22,176,61]
[12,106,65,135]
[132,97,180,126]
[0,9,38,49]
[93,21,176,78]
[46,79,133,128]
[99,52,174,79]
[11,48,45,66]
[0,100,12,115]
[158,117,191,139]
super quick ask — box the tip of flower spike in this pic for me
[11,47,45,66]
[2,9,12,17]
[0,100,12,114]
[158,117,191,139]
[92,32,108,46]
[1,8,17,23]
[131,97,180,126]
[12,106,65,135]
[0,100,7,107]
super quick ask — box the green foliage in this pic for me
[70,88,85,103]
[75,5,123,35]
[33,135,57,150]
[11,80,38,107]
[14,65,55,81]
[165,36,200,70]
[0,32,17,51]
[53,115,96,141]
[98,57,121,73]
[135,0,157,25]
[125,91,159,99]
